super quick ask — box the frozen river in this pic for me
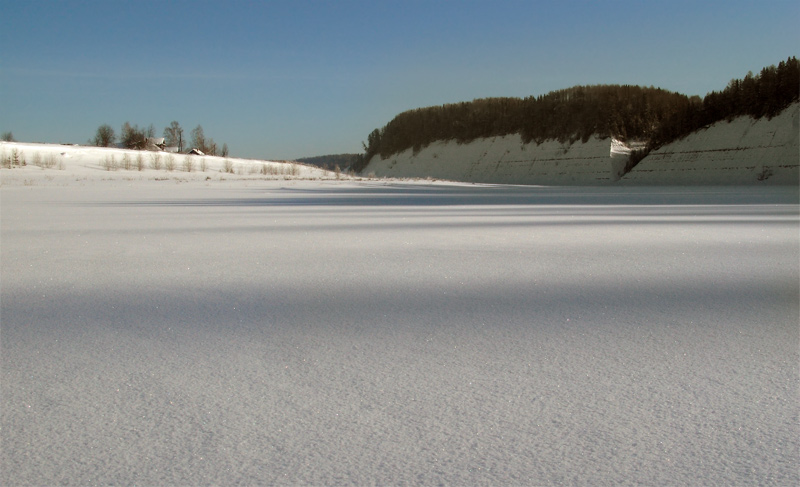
[2,181,798,485]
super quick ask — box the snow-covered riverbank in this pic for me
[621,102,799,184]
[0,141,342,187]
[364,133,630,184]
[363,103,799,185]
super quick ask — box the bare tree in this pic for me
[190,125,206,152]
[120,122,146,150]
[205,139,217,156]
[190,125,217,156]
[163,121,184,152]
[93,124,115,147]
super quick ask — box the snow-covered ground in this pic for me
[0,142,344,186]
[1,147,798,484]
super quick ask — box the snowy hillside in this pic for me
[0,142,344,186]
[363,103,799,185]
[621,102,799,184]
[364,134,638,184]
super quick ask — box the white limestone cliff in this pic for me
[620,103,799,184]
[363,103,799,185]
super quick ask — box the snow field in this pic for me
[1,180,798,485]
[0,142,343,186]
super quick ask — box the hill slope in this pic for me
[363,103,799,185]
[363,135,638,185]
[620,103,799,184]
[359,58,799,185]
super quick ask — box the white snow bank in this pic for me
[0,142,346,186]
[2,180,798,485]
[621,103,799,184]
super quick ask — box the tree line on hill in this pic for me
[354,57,798,173]
[296,153,361,170]
[92,121,228,157]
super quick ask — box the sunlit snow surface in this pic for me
[2,180,798,485]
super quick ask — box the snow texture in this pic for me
[1,152,799,485]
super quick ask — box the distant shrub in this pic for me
[50,154,63,170]
[121,153,133,170]
[1,149,27,168]
[31,152,55,169]
[2,149,28,169]
[149,152,161,170]
[103,155,117,171]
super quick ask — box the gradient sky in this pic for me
[2,0,797,160]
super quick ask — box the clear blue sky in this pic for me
[2,0,797,160]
